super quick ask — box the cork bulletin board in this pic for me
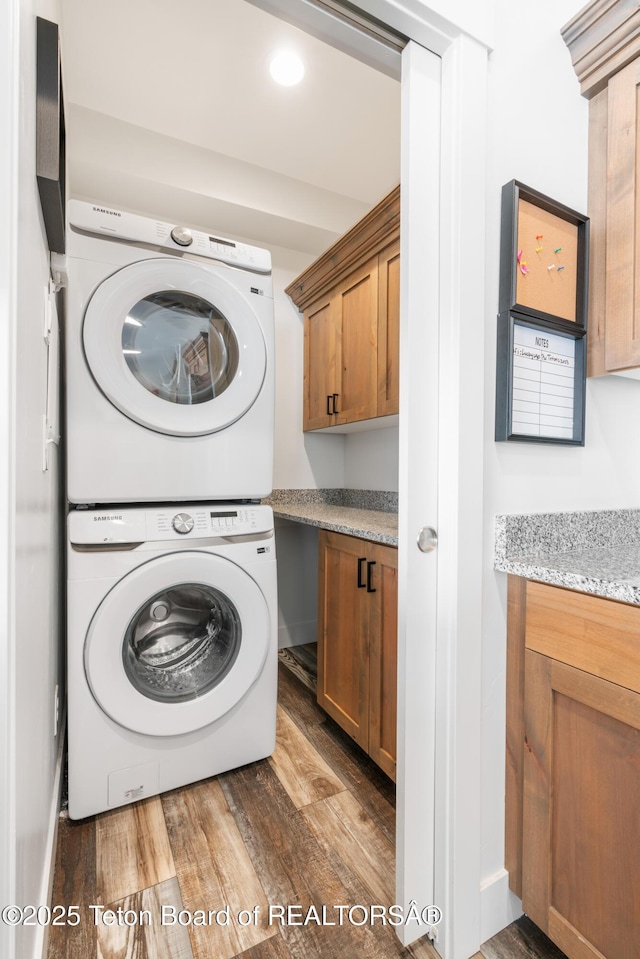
[495,181,589,446]
[515,200,579,323]
[499,180,588,328]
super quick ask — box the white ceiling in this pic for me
[60,0,401,254]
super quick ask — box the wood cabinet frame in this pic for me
[562,1,640,376]
[523,649,640,959]
[317,530,397,779]
[288,186,400,432]
[506,576,640,959]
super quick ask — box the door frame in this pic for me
[256,4,489,956]
[396,30,488,959]
[0,0,18,956]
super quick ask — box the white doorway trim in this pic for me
[329,6,490,956]
[395,37,441,948]
[252,0,490,954]
[0,0,19,955]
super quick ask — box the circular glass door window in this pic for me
[84,550,271,736]
[121,291,239,406]
[82,258,268,437]
[122,583,241,703]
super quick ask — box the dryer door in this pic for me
[83,259,267,436]
[84,551,270,736]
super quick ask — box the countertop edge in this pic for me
[495,558,640,606]
[271,505,398,547]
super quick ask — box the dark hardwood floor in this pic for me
[47,662,434,959]
[46,654,565,959]
[481,917,568,959]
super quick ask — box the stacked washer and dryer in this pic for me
[64,201,277,820]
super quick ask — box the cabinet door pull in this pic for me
[333,393,340,414]
[357,557,367,588]
[327,394,334,415]
[366,560,377,592]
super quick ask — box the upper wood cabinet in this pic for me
[563,1,640,374]
[286,187,400,431]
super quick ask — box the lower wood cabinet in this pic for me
[506,577,640,959]
[317,529,397,780]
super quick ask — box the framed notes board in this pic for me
[495,181,588,446]
[495,314,586,444]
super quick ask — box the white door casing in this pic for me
[0,0,18,957]
[395,38,441,947]
[247,3,489,956]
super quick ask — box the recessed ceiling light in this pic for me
[269,51,305,87]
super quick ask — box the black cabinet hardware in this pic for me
[333,393,340,414]
[357,557,367,588]
[366,560,377,592]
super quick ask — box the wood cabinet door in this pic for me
[317,530,370,749]
[367,541,398,780]
[333,256,379,426]
[377,238,400,417]
[605,59,640,371]
[303,295,337,430]
[523,650,640,959]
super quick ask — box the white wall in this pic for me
[275,519,319,648]
[1,3,64,959]
[271,244,347,490]
[344,427,399,491]
[480,0,640,939]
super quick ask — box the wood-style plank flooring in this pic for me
[47,655,566,959]
[47,663,436,959]
[481,917,568,959]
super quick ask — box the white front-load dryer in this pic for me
[67,503,277,820]
[64,201,274,504]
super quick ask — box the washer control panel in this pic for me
[153,505,263,538]
[68,504,273,545]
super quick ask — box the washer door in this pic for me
[85,552,270,736]
[83,258,267,436]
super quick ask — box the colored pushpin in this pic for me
[520,262,529,275]
[536,234,544,239]
[535,246,543,253]
[547,264,555,271]
[554,247,562,254]
[557,266,565,272]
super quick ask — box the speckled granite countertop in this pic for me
[264,489,398,547]
[495,509,640,605]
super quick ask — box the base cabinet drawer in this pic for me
[317,529,397,780]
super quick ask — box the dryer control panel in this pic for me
[69,504,273,545]
[68,200,271,274]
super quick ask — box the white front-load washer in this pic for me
[67,503,277,820]
[64,201,274,504]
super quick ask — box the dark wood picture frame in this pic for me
[495,311,586,446]
[499,180,589,329]
[36,17,65,254]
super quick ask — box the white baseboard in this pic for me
[37,712,66,959]
[480,868,523,945]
